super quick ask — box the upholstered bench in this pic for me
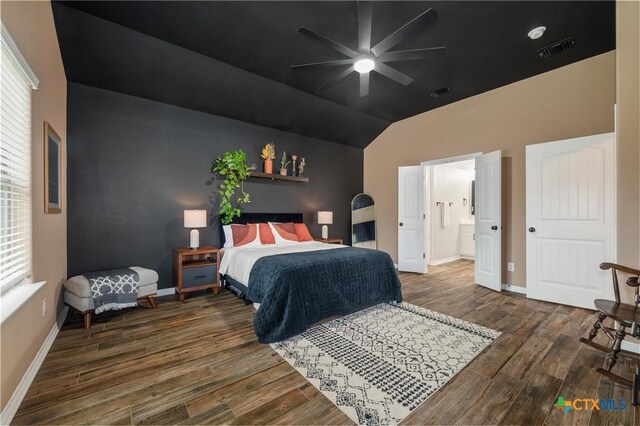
[64,266,158,329]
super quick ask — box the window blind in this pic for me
[1,41,32,294]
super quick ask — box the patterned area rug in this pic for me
[271,302,501,426]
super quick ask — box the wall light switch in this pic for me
[42,298,47,317]
[507,262,515,272]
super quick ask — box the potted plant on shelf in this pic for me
[211,149,251,224]
[279,151,291,176]
[260,142,276,174]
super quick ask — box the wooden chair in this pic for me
[579,262,640,388]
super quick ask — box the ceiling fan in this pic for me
[291,1,445,97]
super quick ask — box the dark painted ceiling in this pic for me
[53,1,615,148]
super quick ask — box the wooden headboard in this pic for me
[219,213,304,246]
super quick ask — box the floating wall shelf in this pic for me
[248,171,309,183]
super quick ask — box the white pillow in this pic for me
[223,225,233,248]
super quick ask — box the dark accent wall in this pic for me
[67,83,363,288]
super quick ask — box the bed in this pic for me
[219,213,402,343]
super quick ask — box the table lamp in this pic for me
[318,211,333,240]
[184,209,207,249]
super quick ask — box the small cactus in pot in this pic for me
[279,151,291,176]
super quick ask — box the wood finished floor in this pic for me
[13,260,639,425]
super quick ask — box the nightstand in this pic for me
[314,237,343,245]
[173,245,220,302]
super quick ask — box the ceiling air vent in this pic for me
[538,36,576,58]
[430,87,451,98]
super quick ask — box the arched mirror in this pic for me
[351,193,376,249]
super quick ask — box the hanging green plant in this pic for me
[211,149,251,224]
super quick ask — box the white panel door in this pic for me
[475,151,502,291]
[526,133,615,309]
[398,166,426,273]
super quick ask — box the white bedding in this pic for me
[219,241,344,285]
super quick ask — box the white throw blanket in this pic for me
[219,241,344,285]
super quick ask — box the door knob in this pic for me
[491,225,498,230]
[529,227,536,233]
[399,222,403,227]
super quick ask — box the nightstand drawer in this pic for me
[183,265,216,288]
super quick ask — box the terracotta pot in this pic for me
[279,168,287,176]
[264,159,273,174]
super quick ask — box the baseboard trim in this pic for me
[1,306,68,425]
[156,287,176,297]
[621,340,640,354]
[501,284,527,295]
[429,256,461,266]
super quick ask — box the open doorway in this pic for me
[428,159,476,266]
[398,151,502,292]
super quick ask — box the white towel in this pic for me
[441,203,451,228]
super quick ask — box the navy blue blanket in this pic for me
[247,247,402,343]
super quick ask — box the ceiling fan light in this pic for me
[354,58,375,73]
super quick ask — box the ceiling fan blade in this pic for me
[359,72,370,97]
[317,65,355,92]
[370,8,438,57]
[377,47,445,62]
[291,59,355,69]
[374,63,413,86]
[357,1,373,53]
[298,26,359,59]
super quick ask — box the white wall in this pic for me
[430,162,475,263]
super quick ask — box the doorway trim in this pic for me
[420,152,483,167]
[420,152,482,267]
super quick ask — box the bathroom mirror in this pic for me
[351,193,376,249]
[470,180,475,216]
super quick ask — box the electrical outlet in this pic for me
[507,262,515,272]
[42,298,46,317]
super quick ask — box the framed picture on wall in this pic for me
[44,122,62,214]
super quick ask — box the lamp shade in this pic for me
[318,211,333,225]
[184,209,207,228]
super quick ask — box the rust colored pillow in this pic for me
[230,224,260,247]
[251,223,275,244]
[294,223,314,242]
[269,222,299,244]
